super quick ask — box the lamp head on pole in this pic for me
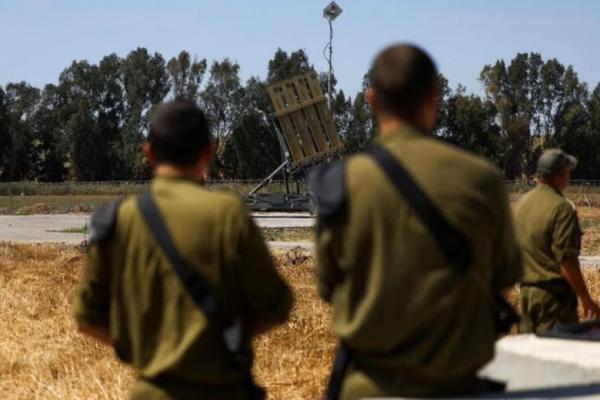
[323,1,343,21]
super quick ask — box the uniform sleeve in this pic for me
[491,175,522,290]
[315,222,344,302]
[552,202,582,262]
[72,242,111,328]
[235,204,293,325]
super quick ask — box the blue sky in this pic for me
[1,0,599,97]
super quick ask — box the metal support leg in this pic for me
[248,160,290,196]
[284,167,290,194]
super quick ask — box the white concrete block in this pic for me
[365,335,600,398]
[481,334,600,389]
[479,334,600,398]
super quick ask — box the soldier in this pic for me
[310,44,521,399]
[72,99,293,400]
[516,149,600,334]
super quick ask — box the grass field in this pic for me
[0,181,306,215]
[0,181,599,215]
[2,182,600,398]
[1,243,600,399]
[0,244,331,400]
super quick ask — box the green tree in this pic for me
[587,83,600,177]
[552,101,593,178]
[167,51,207,101]
[267,49,313,84]
[435,73,452,133]
[479,53,587,178]
[64,104,111,181]
[5,82,41,180]
[120,48,170,179]
[344,71,375,153]
[481,57,529,178]
[221,48,324,178]
[201,59,244,175]
[548,74,593,178]
[441,87,501,163]
[331,89,352,142]
[29,84,69,181]
[0,86,11,180]
[220,111,280,179]
[56,60,113,180]
[97,54,126,179]
[590,83,600,139]
[219,77,281,179]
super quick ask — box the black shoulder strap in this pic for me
[137,192,218,315]
[367,145,472,273]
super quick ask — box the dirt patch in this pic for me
[0,196,118,215]
[16,203,51,215]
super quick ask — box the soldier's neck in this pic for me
[154,164,206,183]
[538,178,563,194]
[377,116,427,136]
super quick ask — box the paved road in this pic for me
[0,213,315,246]
[2,214,600,265]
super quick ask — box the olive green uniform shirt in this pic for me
[514,183,582,333]
[316,126,521,398]
[72,177,293,399]
[514,183,582,283]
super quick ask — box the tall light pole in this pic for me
[323,1,343,110]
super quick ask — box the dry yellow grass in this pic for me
[0,243,333,400]
[255,249,334,399]
[1,243,600,400]
[563,206,600,255]
[0,244,135,399]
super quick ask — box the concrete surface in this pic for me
[253,213,315,228]
[3,214,600,265]
[0,213,315,245]
[581,256,600,266]
[0,214,89,244]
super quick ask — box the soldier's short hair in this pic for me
[371,44,438,120]
[148,99,211,166]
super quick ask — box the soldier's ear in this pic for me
[427,86,439,109]
[365,88,377,112]
[199,144,214,181]
[201,143,214,164]
[142,142,157,168]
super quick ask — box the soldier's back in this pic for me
[79,176,292,399]
[515,183,579,284]
[319,126,520,398]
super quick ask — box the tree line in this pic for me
[1,48,599,182]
